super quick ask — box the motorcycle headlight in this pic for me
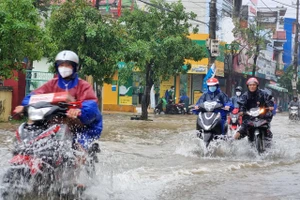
[231,117,237,123]
[28,106,52,121]
[249,109,261,117]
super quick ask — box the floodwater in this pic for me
[0,112,300,200]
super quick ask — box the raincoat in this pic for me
[21,74,102,148]
[195,87,233,134]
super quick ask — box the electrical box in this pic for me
[210,39,220,57]
[206,39,211,48]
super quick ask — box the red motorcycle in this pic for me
[1,92,98,199]
[227,108,242,136]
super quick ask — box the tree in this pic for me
[234,18,272,77]
[33,0,52,18]
[118,0,206,120]
[278,65,300,95]
[0,0,44,80]
[45,0,124,85]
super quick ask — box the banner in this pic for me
[202,64,216,93]
[117,0,122,17]
[118,76,133,105]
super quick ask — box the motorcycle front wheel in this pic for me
[254,130,265,154]
[203,133,213,148]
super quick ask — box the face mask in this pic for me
[208,86,217,93]
[58,66,73,78]
[236,91,241,96]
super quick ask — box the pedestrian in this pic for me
[165,86,175,103]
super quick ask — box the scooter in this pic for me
[289,106,299,121]
[1,93,99,199]
[227,108,241,136]
[244,107,270,154]
[194,100,228,148]
[154,98,185,114]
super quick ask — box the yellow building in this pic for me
[102,33,225,112]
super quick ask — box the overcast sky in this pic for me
[247,0,298,19]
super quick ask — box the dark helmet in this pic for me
[235,86,242,91]
[293,96,298,100]
[54,50,79,72]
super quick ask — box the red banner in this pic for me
[118,0,122,17]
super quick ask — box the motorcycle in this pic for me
[154,98,185,114]
[244,107,270,154]
[227,108,241,136]
[1,94,99,199]
[194,100,228,148]
[276,105,282,113]
[289,106,299,121]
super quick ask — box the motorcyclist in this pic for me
[229,86,243,125]
[233,77,274,143]
[194,77,233,135]
[165,86,175,103]
[13,50,102,153]
[288,96,300,119]
[179,92,190,113]
[230,86,243,108]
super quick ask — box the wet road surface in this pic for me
[0,112,299,200]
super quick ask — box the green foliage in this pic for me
[118,0,206,119]
[278,65,300,95]
[118,0,206,84]
[33,0,52,18]
[233,19,272,76]
[0,0,44,80]
[45,0,124,85]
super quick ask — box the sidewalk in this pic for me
[103,107,154,116]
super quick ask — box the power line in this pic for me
[260,0,273,12]
[269,0,296,9]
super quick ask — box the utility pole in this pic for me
[292,0,299,96]
[208,0,217,67]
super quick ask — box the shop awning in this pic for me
[265,84,288,93]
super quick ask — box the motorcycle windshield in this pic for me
[199,101,223,112]
[290,106,298,110]
[198,112,221,130]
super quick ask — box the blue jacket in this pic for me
[195,87,233,119]
[230,95,242,108]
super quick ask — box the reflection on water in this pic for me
[0,113,300,199]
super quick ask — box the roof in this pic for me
[265,83,288,93]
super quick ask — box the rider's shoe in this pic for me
[88,143,101,163]
[196,130,203,139]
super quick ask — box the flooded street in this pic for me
[0,112,300,200]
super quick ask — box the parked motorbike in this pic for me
[276,105,282,113]
[289,106,299,121]
[194,100,228,148]
[154,98,185,114]
[244,107,270,154]
[1,95,99,199]
[227,108,241,136]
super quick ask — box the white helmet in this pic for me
[55,50,79,71]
